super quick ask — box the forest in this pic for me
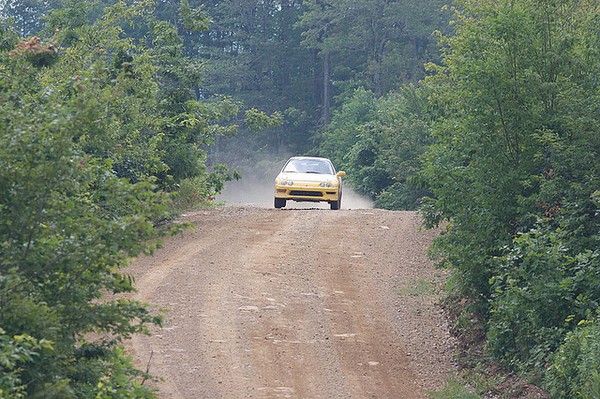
[0,0,598,398]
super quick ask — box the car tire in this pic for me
[274,198,286,208]
[330,192,342,210]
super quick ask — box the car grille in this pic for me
[290,190,323,197]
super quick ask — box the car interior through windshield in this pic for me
[283,159,334,174]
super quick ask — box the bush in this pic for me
[375,182,430,210]
[545,318,600,399]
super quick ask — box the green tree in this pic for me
[190,0,314,158]
[0,0,282,392]
[42,0,246,199]
[0,0,53,37]
[0,0,250,395]
[298,0,448,121]
[0,51,166,395]
[421,0,599,388]
[371,86,433,209]
[318,85,432,209]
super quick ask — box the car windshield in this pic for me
[283,159,334,174]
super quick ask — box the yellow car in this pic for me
[274,156,346,210]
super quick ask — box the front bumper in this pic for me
[274,183,340,202]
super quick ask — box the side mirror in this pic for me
[336,171,346,177]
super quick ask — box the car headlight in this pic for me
[319,182,334,188]
[280,180,294,186]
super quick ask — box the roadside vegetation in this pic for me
[421,1,599,397]
[1,0,598,398]
[0,1,272,397]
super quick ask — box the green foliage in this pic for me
[429,379,482,399]
[375,182,429,211]
[178,0,209,33]
[318,85,432,209]
[174,0,450,166]
[245,108,284,133]
[1,0,451,165]
[0,1,278,395]
[83,347,157,399]
[319,87,377,166]
[545,318,600,399]
[36,0,244,197]
[299,0,448,95]
[0,323,53,399]
[0,0,52,37]
[0,58,166,394]
[0,18,19,52]
[0,0,248,396]
[421,0,600,391]
[488,229,600,371]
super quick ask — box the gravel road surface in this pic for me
[128,206,456,398]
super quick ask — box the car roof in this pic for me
[287,156,331,162]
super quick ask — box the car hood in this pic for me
[277,172,336,182]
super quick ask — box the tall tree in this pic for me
[0,0,52,36]
[169,0,313,159]
[298,0,447,119]
[421,0,599,390]
[318,85,432,209]
[1,5,168,393]
[0,0,253,395]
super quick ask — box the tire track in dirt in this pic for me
[127,207,455,398]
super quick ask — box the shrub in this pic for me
[545,318,600,399]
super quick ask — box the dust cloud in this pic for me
[217,175,373,210]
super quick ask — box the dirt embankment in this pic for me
[128,206,456,398]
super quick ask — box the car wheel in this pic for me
[330,200,340,210]
[274,198,286,208]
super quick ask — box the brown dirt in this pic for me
[127,206,457,398]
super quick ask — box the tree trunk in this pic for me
[322,51,331,125]
[312,49,321,114]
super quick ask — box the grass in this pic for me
[398,278,437,296]
[429,379,483,399]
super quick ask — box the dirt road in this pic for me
[128,206,456,398]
